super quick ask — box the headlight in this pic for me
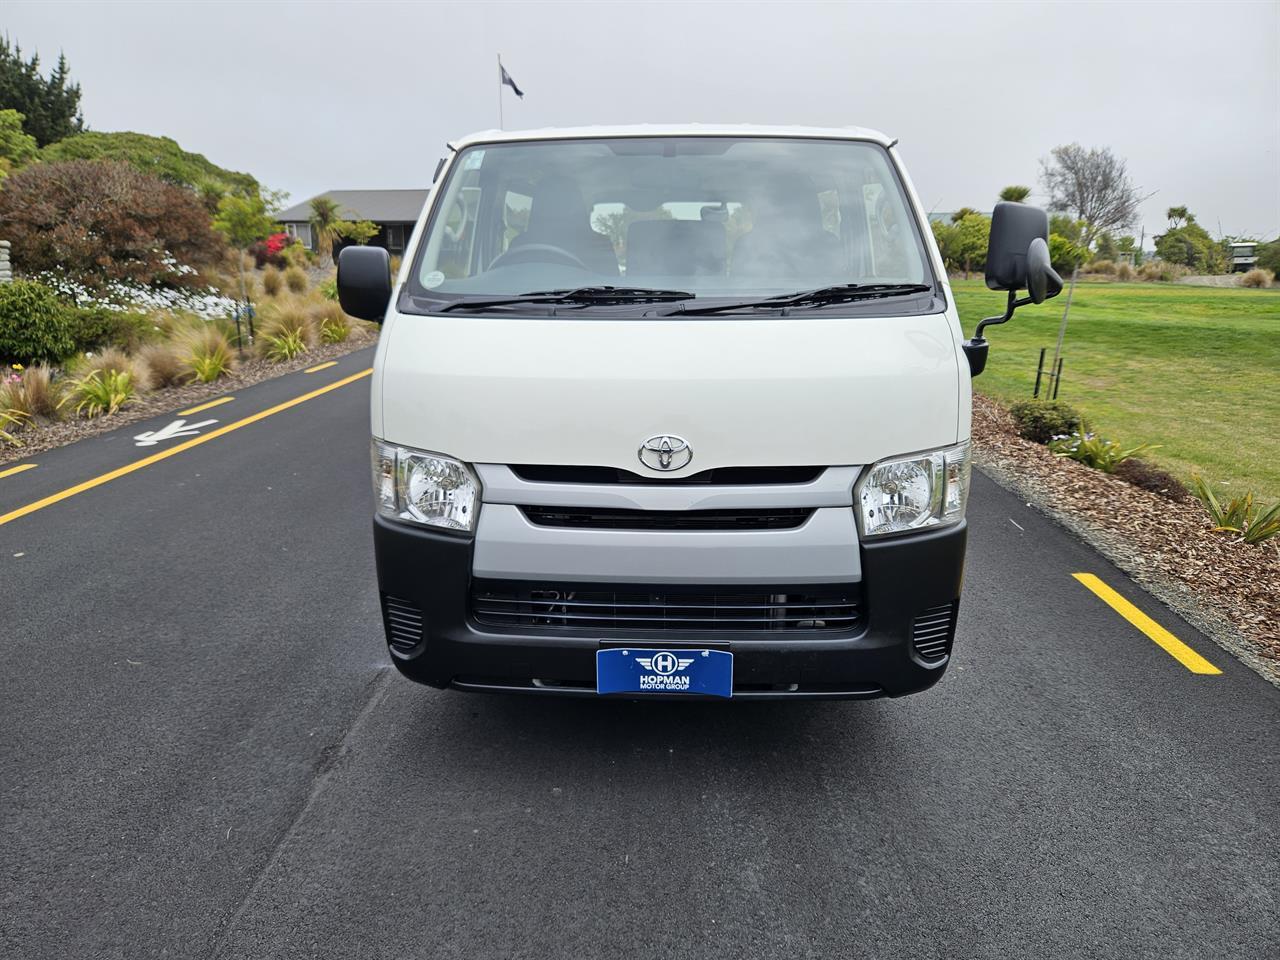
[371,440,480,533]
[855,441,970,538]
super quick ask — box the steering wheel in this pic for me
[489,242,588,271]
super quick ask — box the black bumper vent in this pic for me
[471,581,859,633]
[520,505,812,531]
[381,594,424,653]
[912,601,958,661]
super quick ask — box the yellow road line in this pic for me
[1073,572,1221,675]
[0,369,372,528]
[305,361,338,374]
[179,396,236,416]
[0,463,38,480]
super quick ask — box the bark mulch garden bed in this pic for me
[1,330,378,468]
[972,394,1280,685]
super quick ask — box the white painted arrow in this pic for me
[133,418,219,447]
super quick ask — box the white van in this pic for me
[339,125,1061,700]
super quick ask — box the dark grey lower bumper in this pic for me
[373,515,967,700]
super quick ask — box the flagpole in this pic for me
[497,53,503,130]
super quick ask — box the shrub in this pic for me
[1,406,28,446]
[1115,262,1135,281]
[1240,267,1274,289]
[319,276,339,301]
[1113,459,1189,502]
[137,342,188,388]
[0,159,226,288]
[1049,428,1156,473]
[284,266,308,293]
[281,240,311,269]
[261,266,283,297]
[0,280,75,363]
[319,315,350,344]
[260,302,316,348]
[1192,476,1280,545]
[37,131,259,200]
[0,364,65,420]
[1086,259,1116,275]
[65,305,157,354]
[182,325,235,383]
[1008,399,1082,445]
[1137,261,1191,283]
[248,231,291,269]
[72,369,136,418]
[71,347,151,391]
[263,329,307,362]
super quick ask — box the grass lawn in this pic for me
[949,279,1280,503]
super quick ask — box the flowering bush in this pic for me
[248,232,303,269]
[35,269,238,321]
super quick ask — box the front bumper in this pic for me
[373,514,967,700]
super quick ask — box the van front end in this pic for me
[344,125,1007,701]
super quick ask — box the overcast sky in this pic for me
[7,0,1279,241]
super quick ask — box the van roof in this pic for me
[449,124,895,150]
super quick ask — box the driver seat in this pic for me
[508,175,619,276]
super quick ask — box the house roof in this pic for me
[275,189,429,224]
[448,123,894,151]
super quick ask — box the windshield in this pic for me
[408,137,932,306]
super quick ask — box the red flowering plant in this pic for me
[249,232,294,268]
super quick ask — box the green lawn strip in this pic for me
[950,279,1280,503]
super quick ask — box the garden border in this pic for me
[972,393,1280,689]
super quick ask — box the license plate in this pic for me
[596,648,733,698]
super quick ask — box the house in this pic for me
[274,189,429,256]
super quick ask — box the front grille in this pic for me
[381,594,424,653]
[471,581,859,633]
[510,464,824,486]
[520,505,812,531]
[912,601,958,661]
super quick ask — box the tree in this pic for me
[213,191,283,308]
[0,108,37,178]
[338,219,379,245]
[0,160,225,288]
[212,192,279,250]
[309,197,346,264]
[1256,238,1280,276]
[0,37,84,146]
[40,131,259,206]
[953,214,991,279]
[999,185,1031,203]
[1040,144,1147,371]
[1154,210,1227,273]
[931,214,991,279]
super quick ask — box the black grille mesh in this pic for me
[520,505,812,531]
[472,581,859,633]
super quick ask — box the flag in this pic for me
[500,62,524,99]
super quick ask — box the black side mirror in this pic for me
[1025,236,1063,304]
[963,202,1063,377]
[337,246,392,322]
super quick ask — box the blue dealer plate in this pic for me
[596,648,733,698]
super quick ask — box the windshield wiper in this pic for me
[668,283,933,316]
[436,286,695,312]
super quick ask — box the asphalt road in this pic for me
[2,346,1277,959]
